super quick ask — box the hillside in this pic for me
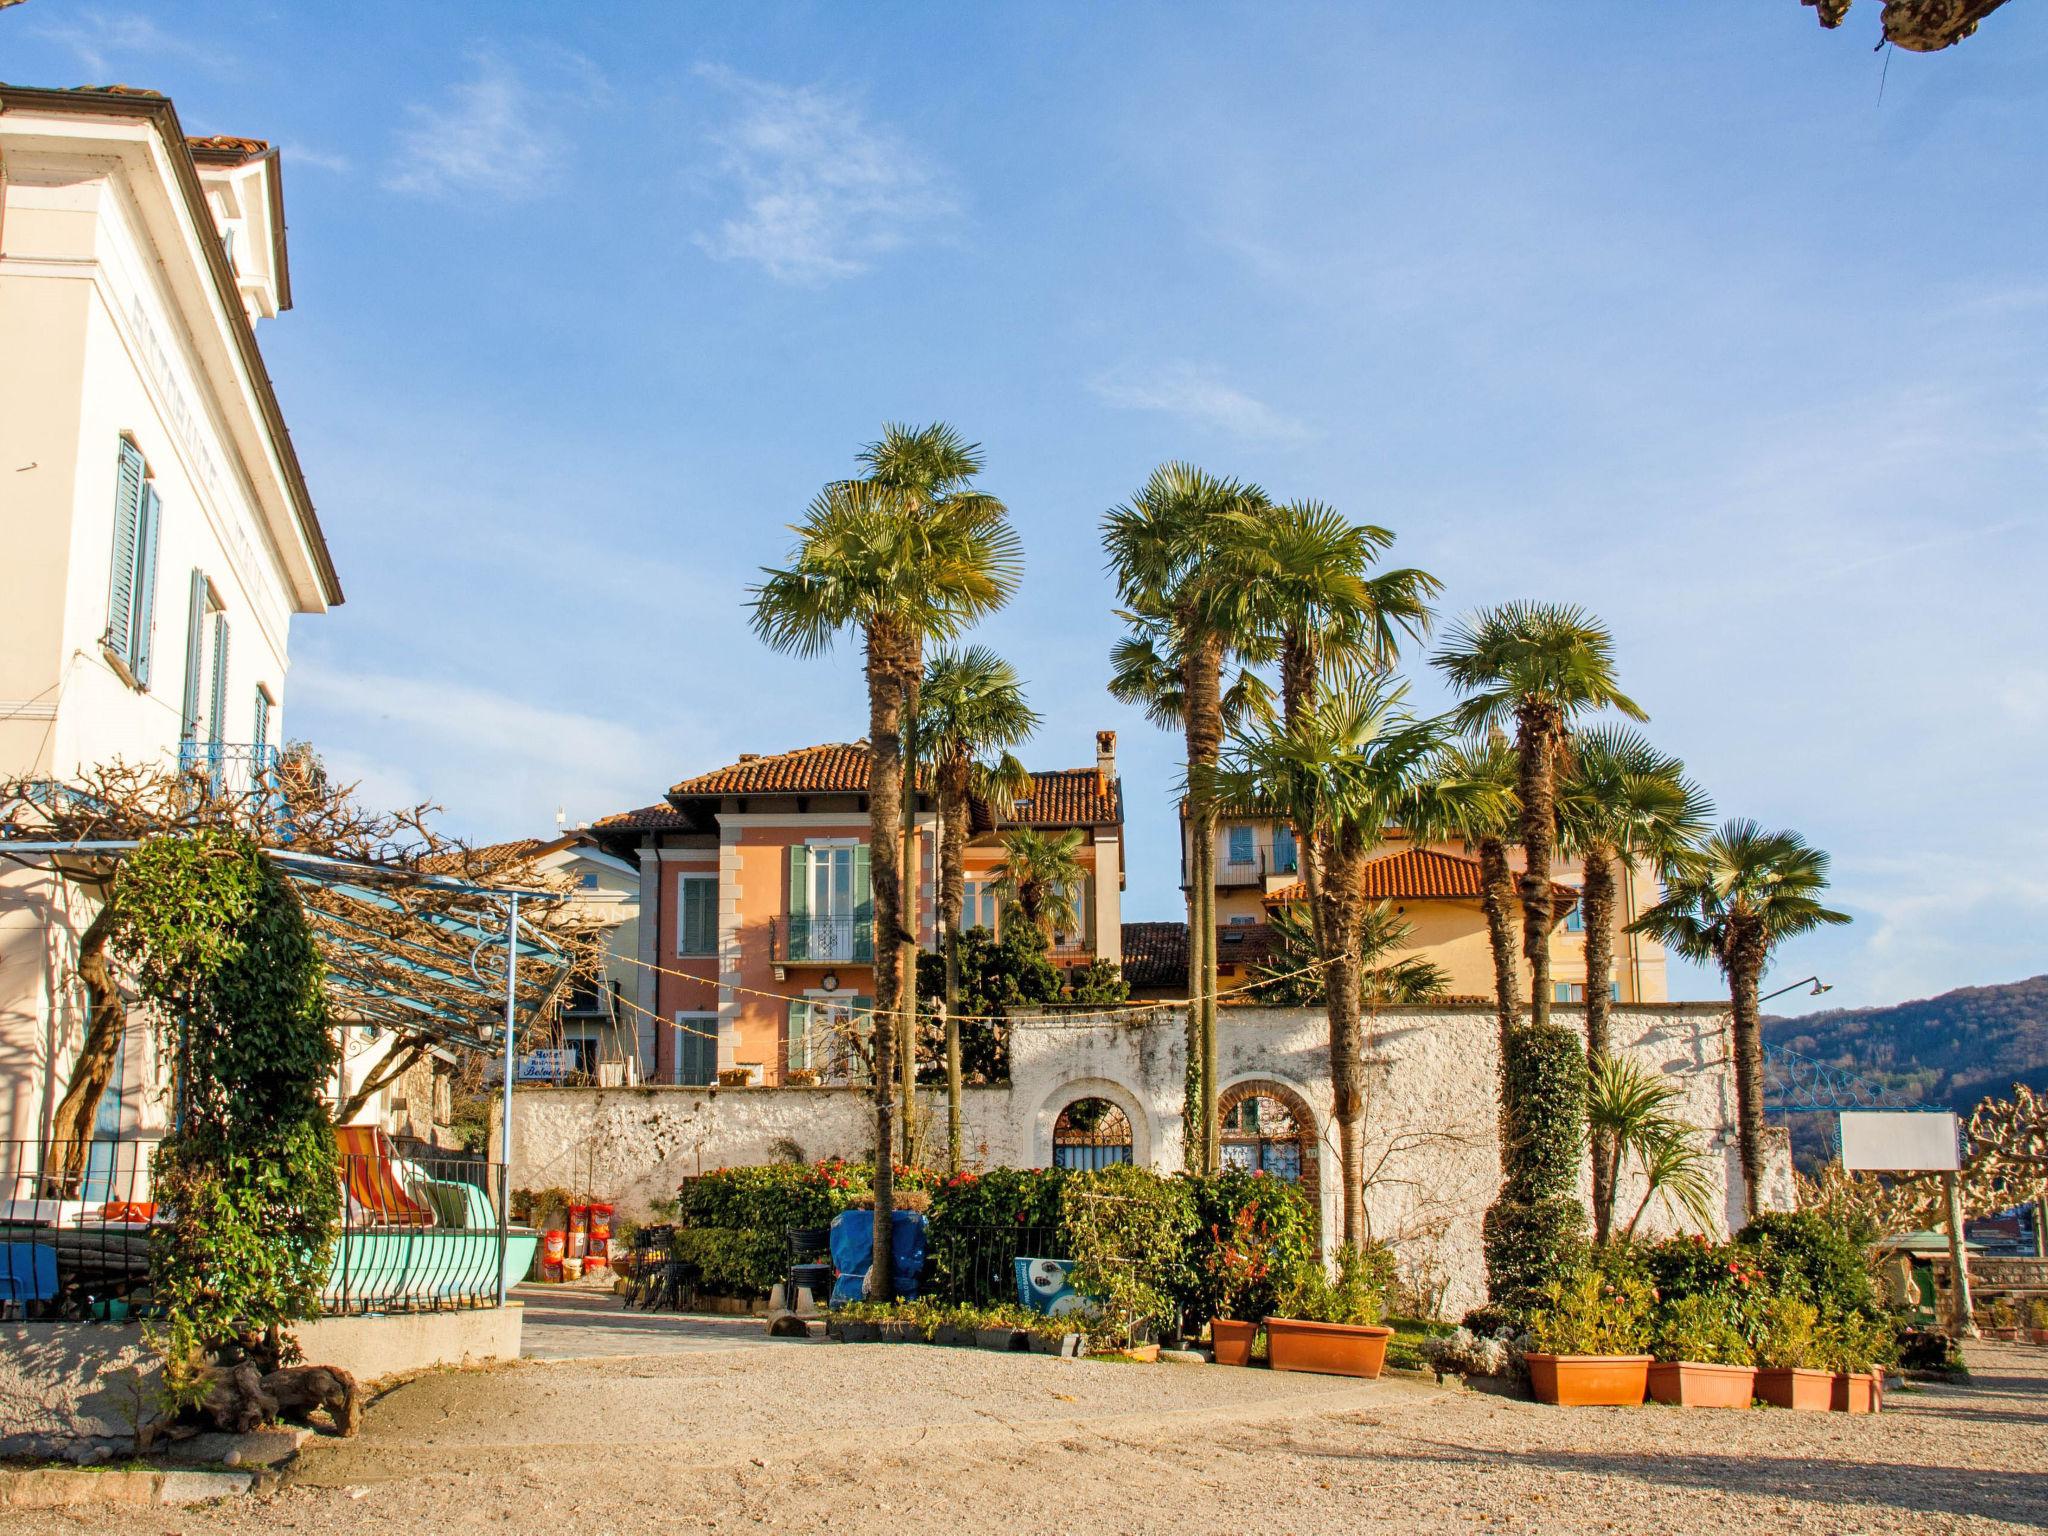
[1764,975,2048,1166]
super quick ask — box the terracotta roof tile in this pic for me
[669,743,1122,828]
[1264,847,1576,911]
[975,768,1122,830]
[1120,922,1277,991]
[186,133,270,161]
[590,802,693,833]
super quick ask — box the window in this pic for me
[1053,1098,1132,1170]
[578,872,599,890]
[1052,876,1092,950]
[677,874,717,956]
[1551,982,1617,1003]
[788,995,870,1079]
[961,879,1000,933]
[673,1012,718,1086]
[252,685,272,750]
[1565,901,1586,933]
[179,572,226,746]
[1220,1094,1303,1181]
[787,843,872,962]
[1226,825,1255,866]
[1273,824,1297,874]
[103,438,161,688]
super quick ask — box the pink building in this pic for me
[590,734,1125,1086]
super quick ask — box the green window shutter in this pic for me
[208,617,230,748]
[180,571,207,739]
[852,843,873,961]
[679,875,716,956]
[788,1000,809,1071]
[252,687,270,748]
[130,486,162,688]
[105,440,146,670]
[787,844,810,961]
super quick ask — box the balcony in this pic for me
[177,739,291,833]
[1213,848,1299,888]
[769,914,875,966]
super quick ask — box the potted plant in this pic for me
[1523,1262,1655,1406]
[1821,1310,1890,1414]
[1060,1164,1195,1362]
[976,1306,1028,1352]
[1647,1292,1757,1408]
[1752,1295,1832,1410]
[1264,1245,1396,1379]
[2027,1298,2048,1347]
[1982,1297,2021,1342]
[1203,1199,1277,1367]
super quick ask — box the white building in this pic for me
[0,86,340,1144]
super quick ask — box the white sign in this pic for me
[1840,1110,1960,1172]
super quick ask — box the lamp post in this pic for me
[1759,976,1832,1004]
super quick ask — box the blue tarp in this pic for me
[827,1208,927,1305]
[0,1241,59,1305]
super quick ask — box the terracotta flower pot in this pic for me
[1211,1318,1257,1367]
[1755,1366,1834,1410]
[1525,1354,1651,1407]
[1831,1371,1881,1414]
[2030,1329,2048,1346]
[1263,1318,1394,1379]
[1988,1327,2020,1342]
[1646,1360,1756,1409]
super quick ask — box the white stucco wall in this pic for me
[502,1002,1794,1318]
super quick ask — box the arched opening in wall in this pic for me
[1220,1094,1303,1180]
[1216,1079,1323,1249]
[1052,1098,1133,1171]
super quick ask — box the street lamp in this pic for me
[1759,975,1832,1004]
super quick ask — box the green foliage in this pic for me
[1060,1163,1198,1346]
[1587,1055,1717,1237]
[1500,1023,1588,1203]
[1186,1169,1318,1323]
[1482,1197,1589,1319]
[113,831,338,1355]
[1526,1255,1655,1357]
[673,1226,791,1297]
[1751,1293,1821,1370]
[1064,958,1131,1007]
[1254,899,1450,1007]
[1651,1292,1752,1366]
[915,927,1127,1081]
[924,1166,1068,1300]
[1816,1307,1895,1373]
[671,1160,943,1296]
[1737,1211,1880,1320]
[1274,1243,1394,1327]
[1641,1235,1768,1304]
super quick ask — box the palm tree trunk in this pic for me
[1477,836,1520,1046]
[44,903,126,1191]
[938,767,969,1172]
[1514,706,1562,1028]
[1581,843,1619,1242]
[863,624,907,1298]
[1281,628,1330,959]
[898,666,921,1168]
[1183,632,1226,1171]
[1728,928,1769,1224]
[1322,844,1367,1250]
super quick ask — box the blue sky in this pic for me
[10,3,2045,1013]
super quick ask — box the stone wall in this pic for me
[502,1002,1794,1318]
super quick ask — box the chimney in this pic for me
[1095,730,1117,795]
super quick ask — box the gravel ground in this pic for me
[11,1337,2044,1533]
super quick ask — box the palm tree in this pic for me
[1217,676,1504,1249]
[751,424,1019,1293]
[1104,464,1272,1170]
[1433,603,1647,1030]
[990,827,1087,943]
[1428,733,1522,1045]
[920,646,1039,1169]
[1243,498,1439,971]
[1254,898,1451,1008]
[1632,820,1851,1220]
[1557,726,1712,1241]
[1586,1055,1718,1239]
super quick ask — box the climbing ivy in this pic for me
[1485,1021,1590,1312]
[113,830,340,1353]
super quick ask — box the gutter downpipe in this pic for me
[498,893,519,1308]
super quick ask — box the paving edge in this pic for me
[0,1466,260,1507]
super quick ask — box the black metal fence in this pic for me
[925,1223,1066,1308]
[0,1136,519,1321]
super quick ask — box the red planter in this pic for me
[1525,1354,1651,1407]
[1646,1361,1756,1408]
[1262,1318,1393,1379]
[1210,1318,1257,1367]
[2030,1329,2048,1347]
[1755,1367,1834,1410]
[1832,1371,1882,1414]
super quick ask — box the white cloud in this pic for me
[692,65,956,284]
[283,144,351,176]
[289,664,671,837]
[386,54,575,201]
[1088,362,1312,443]
[32,11,220,78]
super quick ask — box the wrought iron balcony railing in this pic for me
[1213,847,1299,888]
[769,914,875,965]
[177,739,292,836]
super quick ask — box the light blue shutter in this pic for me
[252,687,270,748]
[207,617,230,748]
[105,440,146,670]
[787,845,810,961]
[130,486,161,688]
[180,571,207,740]
[1274,824,1296,873]
[787,1000,809,1071]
